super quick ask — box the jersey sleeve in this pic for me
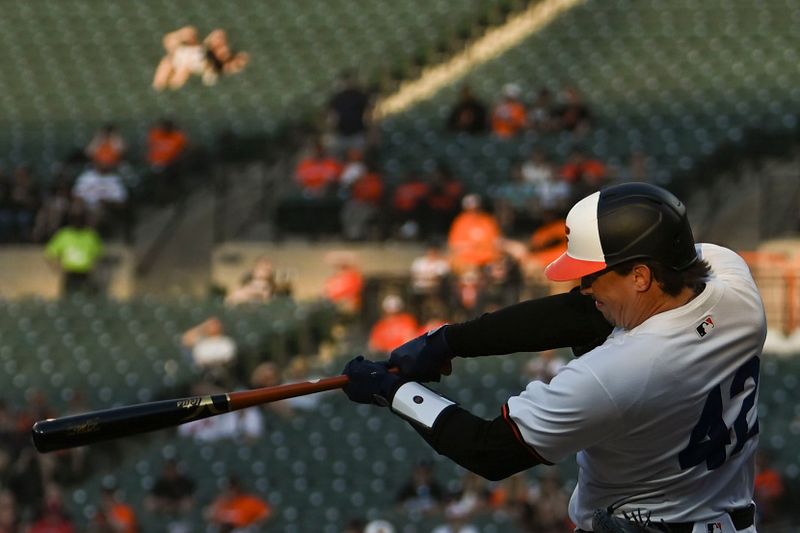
[505,360,623,463]
[445,288,612,357]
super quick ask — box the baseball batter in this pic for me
[342,183,765,532]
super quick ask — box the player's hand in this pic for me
[388,325,453,382]
[341,356,402,405]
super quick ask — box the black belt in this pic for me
[578,504,755,532]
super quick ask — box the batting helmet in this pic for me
[545,182,697,281]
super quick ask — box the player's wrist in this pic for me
[389,325,454,382]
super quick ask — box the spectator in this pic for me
[417,299,450,335]
[327,70,373,156]
[225,256,279,307]
[504,212,568,286]
[481,252,524,311]
[395,460,445,517]
[152,26,205,91]
[525,211,567,272]
[528,470,571,533]
[425,166,465,237]
[32,180,73,243]
[338,148,368,191]
[447,194,502,274]
[446,85,488,135]
[85,124,126,171]
[452,267,485,319]
[554,84,591,136]
[528,88,557,133]
[71,164,129,237]
[294,141,343,199]
[91,485,138,533]
[439,471,491,526]
[390,172,430,240]
[28,483,76,533]
[559,148,608,194]
[488,164,538,235]
[146,459,196,516]
[206,476,273,532]
[201,29,250,87]
[409,242,451,312]
[7,164,41,243]
[491,83,527,138]
[368,294,420,355]
[532,169,572,216]
[364,520,396,533]
[754,451,785,524]
[45,208,104,296]
[323,252,365,316]
[180,317,237,385]
[0,489,19,533]
[147,118,188,203]
[0,170,13,243]
[520,147,555,188]
[431,506,480,533]
[341,162,385,241]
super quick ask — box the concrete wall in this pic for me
[212,241,427,300]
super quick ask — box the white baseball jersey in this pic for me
[506,244,766,529]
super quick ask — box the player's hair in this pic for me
[611,257,712,297]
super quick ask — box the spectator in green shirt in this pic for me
[45,209,104,296]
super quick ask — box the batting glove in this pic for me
[342,356,402,406]
[388,325,453,382]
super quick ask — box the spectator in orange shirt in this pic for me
[448,194,503,274]
[147,118,189,203]
[324,252,365,316]
[148,119,188,169]
[294,141,343,198]
[86,124,126,171]
[391,172,430,240]
[341,163,384,241]
[369,295,420,355]
[206,476,272,532]
[491,83,527,138]
[559,148,608,194]
[92,485,138,533]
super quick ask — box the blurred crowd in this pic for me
[283,74,654,248]
[0,117,194,248]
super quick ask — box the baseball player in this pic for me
[342,182,765,532]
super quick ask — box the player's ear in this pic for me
[631,264,653,292]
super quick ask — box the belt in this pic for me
[578,504,755,532]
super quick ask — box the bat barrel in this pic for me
[32,393,230,453]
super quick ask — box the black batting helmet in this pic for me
[545,182,697,281]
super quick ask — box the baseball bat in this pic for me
[32,371,366,453]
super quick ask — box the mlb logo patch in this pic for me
[696,316,715,338]
[706,522,723,533]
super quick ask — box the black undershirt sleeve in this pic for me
[444,288,612,357]
[406,405,547,481]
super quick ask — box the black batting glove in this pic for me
[388,325,453,382]
[341,356,402,406]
